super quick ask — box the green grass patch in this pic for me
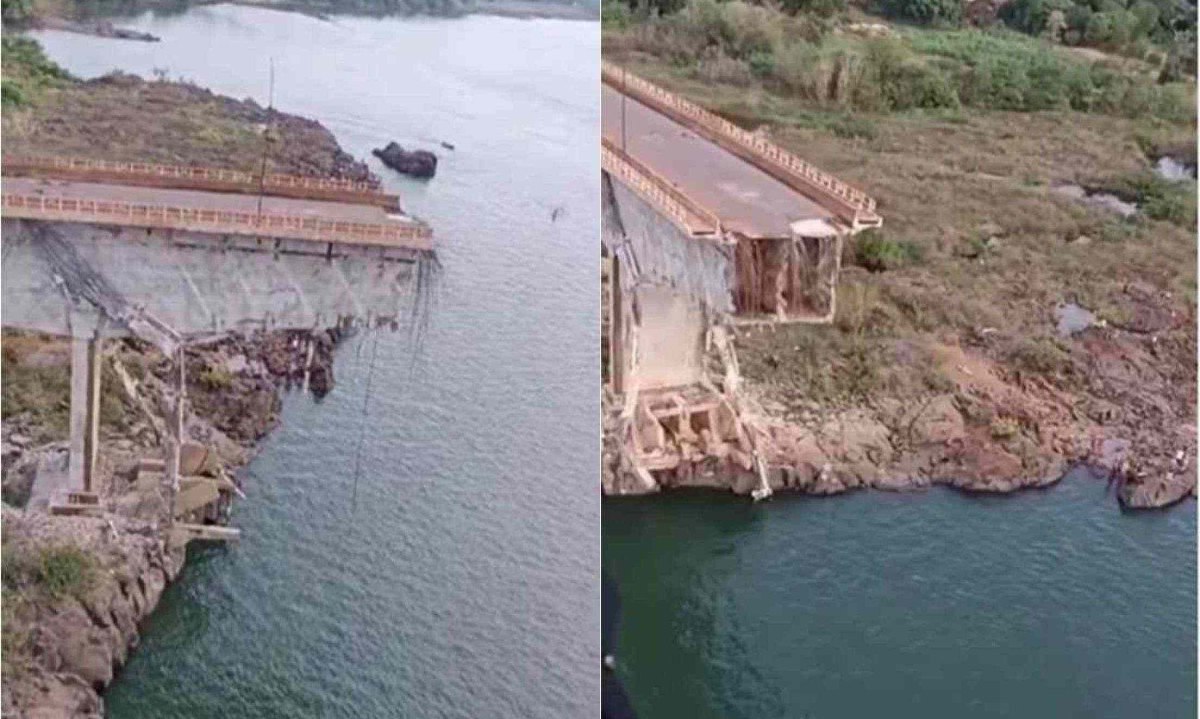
[1,36,72,109]
[853,230,924,271]
[197,365,234,390]
[1004,336,1072,376]
[0,362,70,440]
[609,3,1195,122]
[35,546,96,600]
[1091,171,1198,226]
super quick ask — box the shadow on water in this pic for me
[602,570,637,719]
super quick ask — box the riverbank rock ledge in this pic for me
[373,142,437,179]
[1,508,187,718]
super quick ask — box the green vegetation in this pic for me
[197,365,235,390]
[997,0,1196,75]
[884,0,960,26]
[605,0,1194,120]
[1,36,71,109]
[34,546,97,600]
[2,542,98,677]
[1004,336,1072,375]
[853,230,924,272]
[0,360,70,441]
[1091,170,1197,226]
[2,542,97,603]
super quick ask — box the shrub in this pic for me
[602,0,632,29]
[748,50,776,78]
[36,547,96,601]
[877,58,960,109]
[782,0,846,17]
[197,366,235,390]
[1096,171,1197,226]
[1006,337,1070,375]
[884,0,962,26]
[653,0,784,64]
[853,231,923,271]
[829,113,878,139]
[1000,0,1074,35]
[1,36,71,108]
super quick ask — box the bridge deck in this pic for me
[602,84,832,239]
[3,176,431,250]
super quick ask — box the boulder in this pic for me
[372,142,437,179]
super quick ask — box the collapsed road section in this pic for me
[600,64,880,498]
[2,155,436,529]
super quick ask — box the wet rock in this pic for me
[373,142,438,179]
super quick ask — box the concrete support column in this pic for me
[164,348,186,525]
[67,333,102,493]
[67,337,89,492]
[611,255,623,395]
[85,336,102,492]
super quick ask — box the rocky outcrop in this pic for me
[372,142,438,179]
[603,333,1193,507]
[1,508,187,718]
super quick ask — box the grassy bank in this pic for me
[604,0,1194,120]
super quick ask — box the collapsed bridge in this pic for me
[2,155,436,533]
[601,63,880,496]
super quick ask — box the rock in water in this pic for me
[372,142,437,179]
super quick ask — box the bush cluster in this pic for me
[615,1,1194,122]
[1,36,72,109]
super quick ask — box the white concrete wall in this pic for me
[632,284,705,389]
[602,172,722,393]
[1,219,433,337]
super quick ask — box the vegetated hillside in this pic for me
[604,1,1196,502]
[606,0,1195,80]
[603,0,1194,118]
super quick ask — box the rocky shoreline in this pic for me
[601,283,1196,510]
[1,328,346,717]
[602,334,1197,510]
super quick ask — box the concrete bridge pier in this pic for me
[66,316,105,495]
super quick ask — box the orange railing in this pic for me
[2,155,400,209]
[2,193,433,251]
[602,140,720,238]
[602,62,880,228]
